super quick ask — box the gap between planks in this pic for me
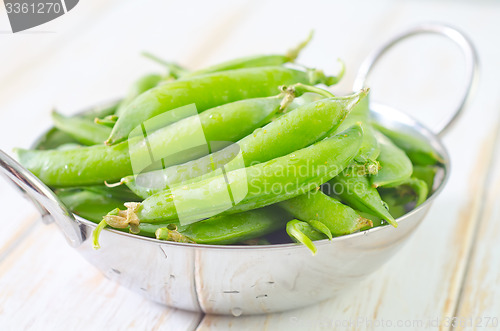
[1,1,259,329]
[450,118,500,330]
[0,213,39,264]
[0,0,126,96]
[437,124,500,330]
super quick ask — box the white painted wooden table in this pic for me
[1,1,500,330]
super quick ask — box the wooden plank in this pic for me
[0,0,254,329]
[0,0,254,242]
[454,121,500,330]
[0,0,125,84]
[0,0,127,252]
[0,222,203,330]
[195,1,500,330]
[197,0,413,95]
[0,171,39,255]
[0,211,37,262]
[1,0,499,329]
[0,0,256,148]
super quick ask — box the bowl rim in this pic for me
[70,101,450,251]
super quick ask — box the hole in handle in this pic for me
[353,22,478,136]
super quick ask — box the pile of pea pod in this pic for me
[16,34,444,253]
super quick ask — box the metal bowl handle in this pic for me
[0,150,83,247]
[353,22,479,136]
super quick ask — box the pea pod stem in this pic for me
[286,219,328,255]
[78,102,120,121]
[357,211,385,229]
[307,220,333,240]
[142,31,314,82]
[56,186,138,223]
[155,224,195,243]
[94,115,118,128]
[277,82,335,112]
[284,92,324,112]
[182,31,314,78]
[287,83,335,99]
[383,177,429,207]
[141,52,189,79]
[92,219,108,249]
[94,206,289,248]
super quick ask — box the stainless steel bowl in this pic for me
[0,23,477,315]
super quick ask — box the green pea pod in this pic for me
[17,142,132,187]
[183,54,301,78]
[412,165,438,191]
[52,111,112,146]
[286,219,328,255]
[124,89,367,198]
[372,122,444,166]
[329,170,396,227]
[153,206,287,245]
[403,177,429,206]
[357,211,385,229]
[106,66,344,145]
[181,31,314,78]
[106,125,363,227]
[115,74,163,117]
[376,191,409,220]
[278,190,372,236]
[16,91,296,187]
[94,206,287,248]
[306,220,333,240]
[370,131,413,188]
[333,93,379,171]
[58,190,121,223]
[34,102,120,150]
[364,177,429,229]
[142,32,315,80]
[382,177,429,207]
